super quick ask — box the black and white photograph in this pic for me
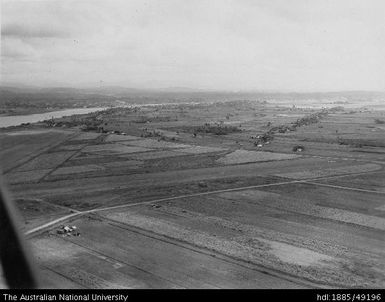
[0,0,385,292]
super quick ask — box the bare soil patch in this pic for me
[6,169,51,184]
[14,151,76,172]
[104,134,141,142]
[52,164,105,175]
[217,150,299,165]
[121,139,190,149]
[82,144,152,155]
[276,163,382,179]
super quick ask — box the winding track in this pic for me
[24,166,384,236]
[23,166,384,289]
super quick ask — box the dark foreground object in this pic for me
[0,174,39,288]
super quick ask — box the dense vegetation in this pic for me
[195,122,242,135]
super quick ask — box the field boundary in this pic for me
[24,166,383,236]
[3,130,80,174]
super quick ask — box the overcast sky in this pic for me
[1,0,385,91]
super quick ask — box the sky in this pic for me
[1,0,385,91]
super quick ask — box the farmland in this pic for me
[1,96,384,288]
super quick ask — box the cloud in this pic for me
[1,0,385,90]
[1,37,38,60]
[2,23,70,39]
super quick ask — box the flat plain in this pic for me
[1,99,384,288]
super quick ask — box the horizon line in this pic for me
[1,83,385,94]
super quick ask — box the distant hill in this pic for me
[1,85,384,115]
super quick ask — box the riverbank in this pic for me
[2,100,384,288]
[0,107,109,128]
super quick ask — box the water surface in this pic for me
[0,107,107,128]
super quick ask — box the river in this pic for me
[0,107,108,128]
